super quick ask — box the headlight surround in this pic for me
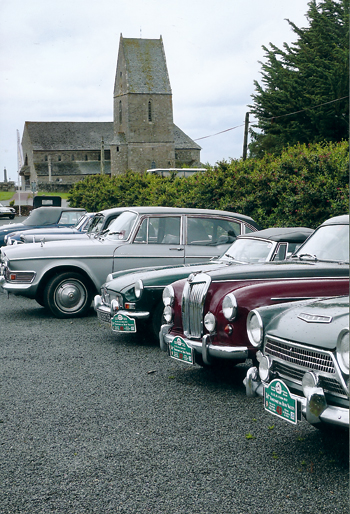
[336,328,349,375]
[204,312,216,333]
[163,285,174,307]
[222,293,238,321]
[163,305,173,323]
[134,279,144,299]
[246,310,264,348]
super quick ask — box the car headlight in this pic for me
[246,310,264,348]
[134,279,143,299]
[336,328,349,375]
[163,305,173,323]
[204,312,216,333]
[163,285,174,307]
[222,293,238,321]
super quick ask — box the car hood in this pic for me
[206,260,349,281]
[0,222,25,234]
[11,227,77,237]
[1,235,118,259]
[266,296,349,350]
[105,259,234,292]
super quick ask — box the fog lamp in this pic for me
[302,371,319,398]
[258,355,271,382]
[204,312,216,333]
[163,305,173,323]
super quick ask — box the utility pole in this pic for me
[17,129,23,216]
[100,137,105,174]
[242,112,249,161]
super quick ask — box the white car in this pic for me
[0,203,15,220]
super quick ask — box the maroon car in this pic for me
[159,215,349,367]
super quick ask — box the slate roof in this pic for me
[120,37,172,94]
[24,122,114,151]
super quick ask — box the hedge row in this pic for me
[68,140,349,229]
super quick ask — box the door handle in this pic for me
[169,247,184,251]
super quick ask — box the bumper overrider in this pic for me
[159,323,249,365]
[244,366,349,428]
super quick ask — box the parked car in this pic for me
[0,203,16,220]
[94,227,313,339]
[0,207,260,318]
[0,206,87,246]
[5,212,95,245]
[244,296,349,429]
[159,215,349,367]
[5,207,127,245]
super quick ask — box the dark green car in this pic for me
[244,295,349,429]
[94,227,313,339]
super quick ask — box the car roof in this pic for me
[238,227,313,243]
[321,214,349,226]
[97,206,258,224]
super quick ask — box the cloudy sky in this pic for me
[0,0,311,182]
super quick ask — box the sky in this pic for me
[0,0,311,182]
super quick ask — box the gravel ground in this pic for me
[0,290,348,514]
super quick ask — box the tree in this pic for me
[249,0,349,158]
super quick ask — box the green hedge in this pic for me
[68,140,349,229]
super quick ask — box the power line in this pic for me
[193,95,349,142]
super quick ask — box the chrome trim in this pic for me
[182,273,211,339]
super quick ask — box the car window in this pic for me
[223,238,275,263]
[186,217,239,246]
[294,223,349,262]
[58,211,82,225]
[134,216,181,244]
[106,211,138,241]
[272,243,287,261]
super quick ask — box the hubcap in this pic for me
[55,280,87,313]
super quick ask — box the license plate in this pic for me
[97,309,111,324]
[264,379,298,424]
[169,336,194,365]
[111,312,136,333]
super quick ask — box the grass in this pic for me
[0,191,70,201]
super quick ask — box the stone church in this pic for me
[20,36,201,190]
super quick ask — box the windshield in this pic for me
[75,214,91,230]
[106,211,138,241]
[222,238,275,263]
[293,223,349,262]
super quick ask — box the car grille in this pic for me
[265,335,348,399]
[182,273,211,339]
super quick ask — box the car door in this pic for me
[112,215,185,271]
[184,216,247,264]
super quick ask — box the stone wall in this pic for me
[0,181,16,192]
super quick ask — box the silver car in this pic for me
[0,203,16,220]
[0,206,260,318]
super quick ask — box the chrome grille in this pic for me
[182,273,211,339]
[265,337,335,374]
[265,335,348,399]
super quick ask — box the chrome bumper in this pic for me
[244,367,349,429]
[159,324,249,365]
[94,295,150,325]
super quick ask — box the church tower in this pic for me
[110,35,175,174]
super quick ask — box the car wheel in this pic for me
[9,215,15,219]
[43,272,92,318]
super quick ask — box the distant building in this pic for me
[20,36,201,190]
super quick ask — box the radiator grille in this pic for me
[182,274,211,339]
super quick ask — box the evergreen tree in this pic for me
[249,0,349,158]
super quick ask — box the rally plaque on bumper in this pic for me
[264,379,300,424]
[111,313,136,333]
[169,336,194,365]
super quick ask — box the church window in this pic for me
[148,100,152,122]
[116,147,119,152]
[71,155,75,161]
[58,155,61,161]
[85,155,88,161]
[44,155,48,161]
[119,100,122,124]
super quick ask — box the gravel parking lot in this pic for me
[0,290,348,514]
[0,218,348,514]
